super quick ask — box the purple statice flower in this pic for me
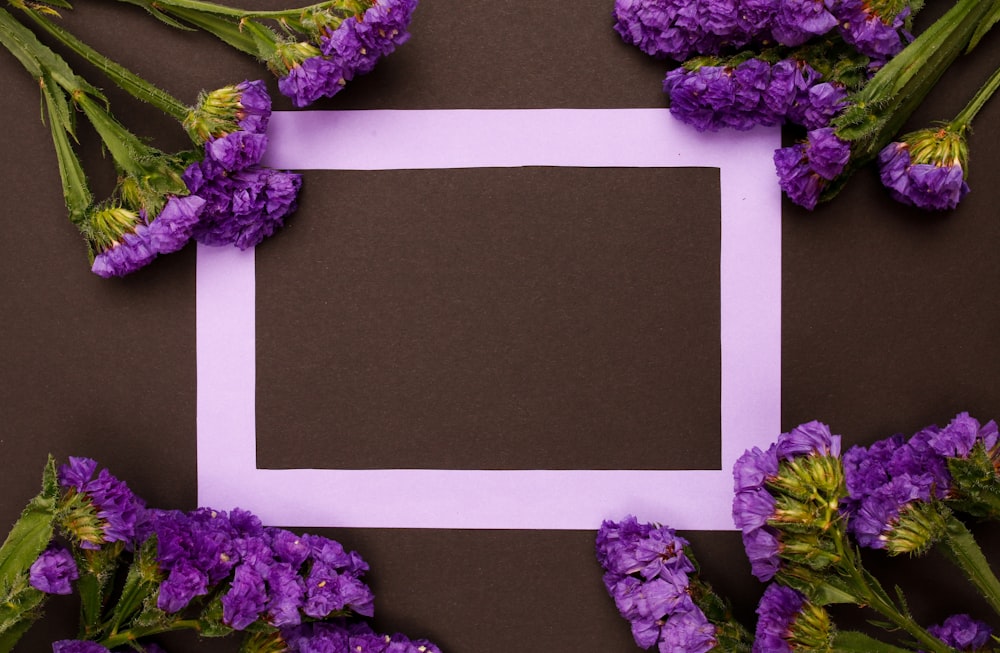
[146,194,206,255]
[266,562,306,627]
[283,621,442,653]
[842,424,953,550]
[927,614,993,651]
[878,127,971,211]
[222,564,268,629]
[787,82,848,130]
[762,59,820,119]
[271,529,312,568]
[929,412,1000,459]
[834,0,911,59]
[596,516,712,650]
[613,0,759,61]
[158,559,210,613]
[751,583,805,653]
[732,446,781,581]
[320,0,417,83]
[278,54,344,108]
[659,606,718,653]
[775,420,841,460]
[774,127,851,210]
[204,131,268,172]
[184,161,302,250]
[664,58,785,132]
[233,79,271,135]
[91,222,157,278]
[52,642,111,653]
[613,0,698,60]
[29,545,79,595]
[57,457,145,549]
[771,0,838,46]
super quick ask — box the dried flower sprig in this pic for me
[614,0,1000,212]
[0,457,441,653]
[600,411,1000,653]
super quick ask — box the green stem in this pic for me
[833,0,993,154]
[834,543,952,653]
[938,514,1000,618]
[98,619,202,649]
[125,0,368,21]
[19,7,189,121]
[151,4,264,56]
[951,63,1000,130]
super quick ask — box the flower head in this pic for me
[184,79,272,143]
[57,457,145,549]
[774,127,851,210]
[834,0,911,59]
[752,583,833,653]
[319,0,417,81]
[878,125,970,210]
[927,614,993,652]
[184,161,302,250]
[29,544,79,594]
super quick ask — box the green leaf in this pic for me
[967,0,1000,52]
[0,457,59,652]
[833,630,917,653]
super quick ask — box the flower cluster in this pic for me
[5,457,438,652]
[275,0,419,107]
[4,0,417,278]
[146,507,373,628]
[602,411,1000,653]
[614,0,1000,211]
[88,80,302,278]
[596,516,716,652]
[731,421,844,584]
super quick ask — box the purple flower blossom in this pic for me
[596,516,694,580]
[659,606,717,653]
[878,137,970,211]
[665,58,788,132]
[734,445,779,493]
[52,642,111,653]
[29,545,79,595]
[158,559,209,613]
[320,0,417,82]
[775,420,840,460]
[752,583,805,653]
[91,224,157,278]
[204,131,268,172]
[234,79,271,134]
[147,194,206,255]
[788,82,848,130]
[185,162,302,250]
[57,457,145,548]
[741,527,781,581]
[774,127,850,210]
[222,564,268,629]
[278,54,344,108]
[927,614,993,651]
[771,0,838,46]
[834,0,911,59]
[613,0,759,61]
[266,562,306,626]
[282,621,442,653]
[929,412,1000,459]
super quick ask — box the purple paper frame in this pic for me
[196,109,781,530]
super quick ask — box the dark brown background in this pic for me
[2,0,1000,651]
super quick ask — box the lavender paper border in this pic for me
[197,109,781,530]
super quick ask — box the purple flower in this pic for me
[52,642,111,653]
[222,564,268,629]
[57,457,145,548]
[774,127,851,210]
[158,559,209,613]
[741,527,781,581]
[834,0,910,59]
[613,0,694,60]
[91,223,157,278]
[282,621,442,653]
[734,445,779,492]
[271,528,311,568]
[320,0,417,82]
[878,127,971,211]
[234,79,272,134]
[927,614,993,651]
[613,0,757,61]
[29,545,78,595]
[664,58,785,132]
[771,0,838,46]
[204,131,268,172]
[775,420,840,460]
[278,53,345,108]
[788,82,848,130]
[752,583,805,653]
[763,59,819,117]
[596,516,694,580]
[147,194,206,255]
[266,562,306,626]
[929,412,999,459]
[659,607,717,653]
[185,163,302,250]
